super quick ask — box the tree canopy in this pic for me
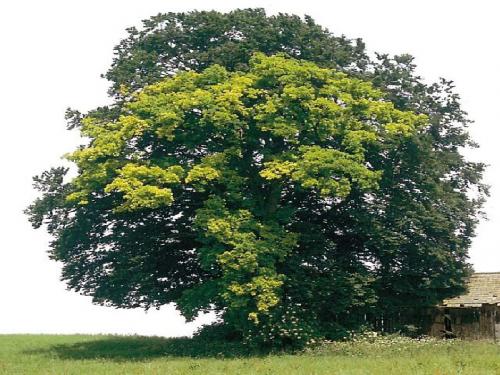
[27,9,487,348]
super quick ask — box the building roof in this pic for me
[442,272,500,307]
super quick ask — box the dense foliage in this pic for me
[27,9,486,347]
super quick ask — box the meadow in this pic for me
[0,333,499,374]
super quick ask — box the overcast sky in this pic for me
[0,0,498,336]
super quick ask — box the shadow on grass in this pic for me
[24,335,266,361]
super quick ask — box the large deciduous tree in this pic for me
[27,9,486,347]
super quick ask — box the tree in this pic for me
[104,8,368,99]
[27,9,486,347]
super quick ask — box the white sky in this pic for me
[0,0,498,336]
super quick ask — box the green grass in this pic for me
[1,334,499,374]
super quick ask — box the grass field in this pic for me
[1,334,499,374]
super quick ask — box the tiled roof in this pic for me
[442,272,500,307]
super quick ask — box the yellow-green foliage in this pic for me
[62,53,426,345]
[104,164,184,211]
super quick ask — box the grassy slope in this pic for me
[1,334,499,375]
